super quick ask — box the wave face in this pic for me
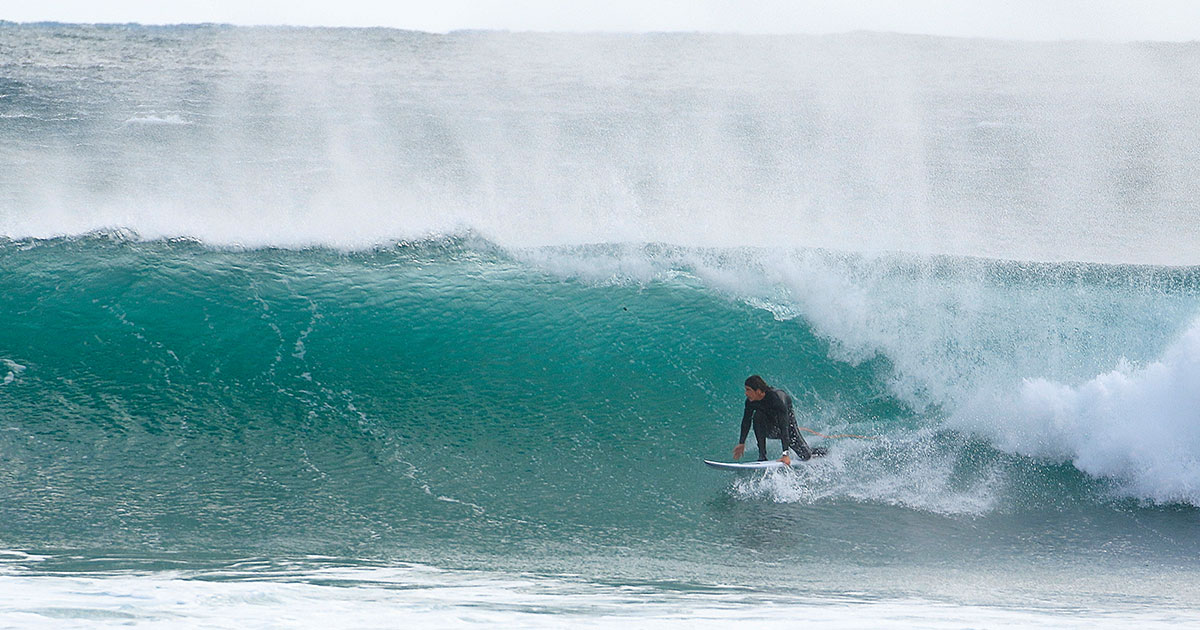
[2,24,1200,262]
[2,236,1199,579]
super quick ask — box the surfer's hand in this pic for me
[779,454,791,466]
[733,444,745,460]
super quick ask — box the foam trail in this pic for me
[5,564,1197,630]
[730,430,1004,515]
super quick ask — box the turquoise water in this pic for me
[3,23,1200,627]
[3,237,1199,624]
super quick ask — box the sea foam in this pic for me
[953,318,1200,505]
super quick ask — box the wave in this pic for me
[123,113,192,126]
[519,243,1200,506]
[2,236,1197,521]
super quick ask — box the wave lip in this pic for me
[123,113,191,125]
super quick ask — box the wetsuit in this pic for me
[739,387,813,461]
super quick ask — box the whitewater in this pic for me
[2,22,1200,628]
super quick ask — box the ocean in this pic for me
[2,23,1199,628]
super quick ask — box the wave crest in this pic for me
[954,319,1200,504]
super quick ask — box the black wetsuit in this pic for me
[739,387,813,461]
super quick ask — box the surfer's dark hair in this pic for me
[744,375,769,392]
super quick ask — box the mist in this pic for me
[2,25,1199,263]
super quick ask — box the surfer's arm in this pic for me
[740,405,769,461]
[738,403,753,445]
[755,431,769,461]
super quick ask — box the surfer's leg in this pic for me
[788,425,812,461]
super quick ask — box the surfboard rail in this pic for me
[703,459,799,470]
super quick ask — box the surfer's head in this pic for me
[744,375,768,401]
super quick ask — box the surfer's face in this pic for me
[744,386,766,401]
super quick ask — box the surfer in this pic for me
[733,375,817,465]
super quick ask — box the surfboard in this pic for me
[703,459,800,470]
[704,448,828,470]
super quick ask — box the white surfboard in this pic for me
[703,459,800,471]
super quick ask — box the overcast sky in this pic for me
[7,0,1200,41]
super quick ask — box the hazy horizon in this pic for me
[5,0,1200,42]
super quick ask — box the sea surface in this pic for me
[2,23,1200,628]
